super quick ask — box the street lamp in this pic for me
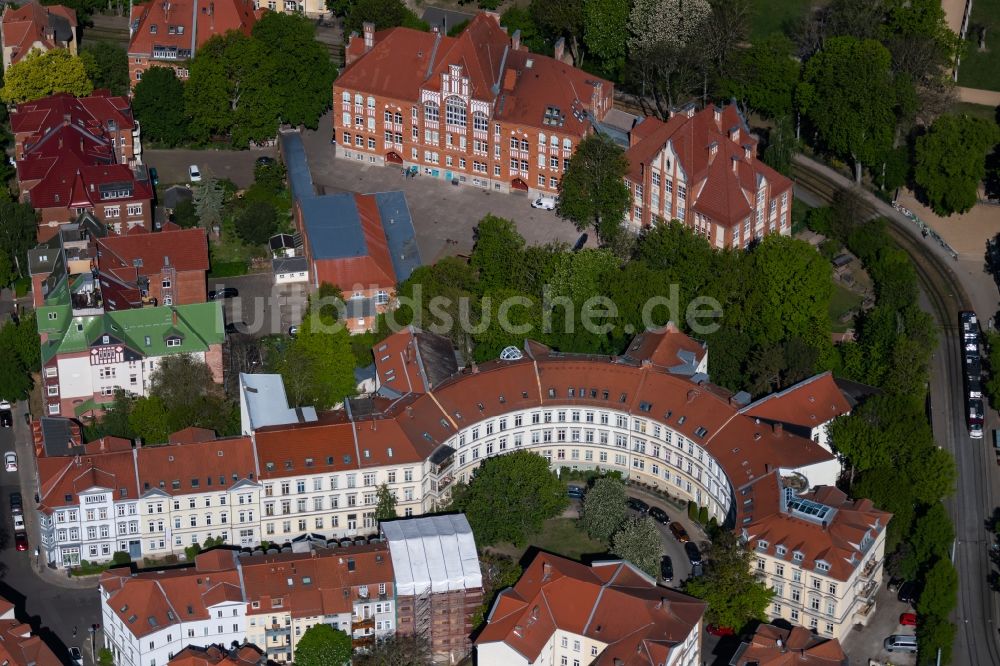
[88,624,100,662]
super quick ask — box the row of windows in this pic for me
[770,605,837,636]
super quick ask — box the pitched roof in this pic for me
[0,597,62,666]
[136,436,257,497]
[730,623,848,666]
[127,0,257,58]
[168,644,264,666]
[97,226,209,276]
[625,104,793,228]
[239,373,318,433]
[37,446,139,512]
[476,552,706,665]
[621,322,707,375]
[1,2,76,65]
[12,92,133,144]
[373,326,458,397]
[240,543,394,618]
[740,372,852,431]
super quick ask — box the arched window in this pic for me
[550,135,558,147]
[424,101,439,122]
[473,111,488,131]
[538,132,546,147]
[354,93,363,105]
[341,91,350,105]
[445,97,467,127]
[563,138,572,150]
[366,96,375,109]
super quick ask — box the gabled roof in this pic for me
[37,446,139,512]
[127,0,257,59]
[169,644,264,666]
[621,322,707,375]
[476,552,706,665]
[0,595,62,666]
[12,92,133,143]
[741,372,852,431]
[730,623,848,666]
[97,226,209,276]
[373,326,458,397]
[1,2,76,65]
[136,436,257,497]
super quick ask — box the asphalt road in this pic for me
[0,404,103,665]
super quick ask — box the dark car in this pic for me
[14,532,27,552]
[572,233,588,252]
[669,522,690,543]
[567,485,585,499]
[255,156,276,167]
[626,497,649,514]
[659,555,673,582]
[684,541,702,565]
[897,581,917,604]
[9,492,22,515]
[209,287,239,300]
[648,506,669,524]
[148,167,159,186]
[706,624,735,637]
[0,411,11,428]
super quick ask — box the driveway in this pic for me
[144,146,278,189]
[209,273,308,338]
[300,112,585,263]
[841,584,917,665]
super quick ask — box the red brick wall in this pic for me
[129,57,189,89]
[205,344,224,384]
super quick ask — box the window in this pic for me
[445,97,466,127]
[424,101,439,122]
[127,204,143,217]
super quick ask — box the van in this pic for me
[883,634,918,653]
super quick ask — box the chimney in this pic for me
[542,561,552,580]
[553,37,565,62]
[772,422,783,436]
[732,156,739,174]
[172,309,178,326]
[744,144,753,162]
[511,28,521,51]
[363,21,374,51]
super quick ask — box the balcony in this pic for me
[265,624,290,637]
[860,557,881,580]
[859,578,879,601]
[352,617,375,630]
[352,635,375,649]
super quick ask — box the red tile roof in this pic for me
[100,550,243,639]
[622,322,707,372]
[240,544,394,618]
[37,446,139,513]
[0,603,62,666]
[373,326,457,395]
[12,92,134,147]
[476,552,706,665]
[732,623,847,665]
[169,644,264,666]
[1,2,76,66]
[20,159,153,211]
[741,372,852,431]
[128,0,257,58]
[135,436,257,496]
[97,226,210,276]
[625,104,792,228]
[308,193,397,290]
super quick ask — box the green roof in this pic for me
[39,302,225,365]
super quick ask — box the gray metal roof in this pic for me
[374,191,422,283]
[163,185,192,210]
[299,193,368,261]
[39,417,83,457]
[239,373,318,432]
[279,130,316,201]
[271,256,308,274]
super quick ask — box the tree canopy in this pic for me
[450,451,568,546]
[344,0,428,35]
[580,476,627,542]
[610,516,662,578]
[0,201,38,280]
[914,114,1000,215]
[375,483,397,521]
[557,134,631,246]
[720,35,801,119]
[277,309,358,410]
[295,624,352,666]
[80,42,129,96]
[235,201,279,246]
[132,67,190,147]
[1,49,93,103]
[684,530,774,630]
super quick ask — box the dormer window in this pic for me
[776,545,787,557]
[150,24,157,33]
[756,540,768,551]
[792,551,804,563]
[165,336,182,347]
[816,561,831,573]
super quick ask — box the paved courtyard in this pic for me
[144,146,278,189]
[841,584,917,665]
[209,273,308,338]
[299,112,585,263]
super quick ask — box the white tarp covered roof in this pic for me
[381,514,482,596]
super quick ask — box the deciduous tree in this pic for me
[917,557,958,618]
[583,0,629,77]
[914,114,1000,215]
[80,41,130,96]
[132,67,189,147]
[581,477,627,542]
[0,49,93,103]
[720,35,801,119]
[451,451,568,546]
[235,201,279,246]
[0,202,37,279]
[684,530,774,631]
[128,395,171,444]
[277,314,358,410]
[355,634,433,666]
[558,134,631,247]
[375,483,397,521]
[610,516,661,578]
[295,624,352,666]
[900,503,954,580]
[344,0,427,35]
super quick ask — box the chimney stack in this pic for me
[363,22,374,51]
[772,422,783,435]
[511,28,521,51]
[553,37,565,62]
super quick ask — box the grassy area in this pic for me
[12,276,30,298]
[70,560,112,576]
[491,517,609,563]
[953,101,999,122]
[828,282,863,333]
[208,260,249,278]
[958,0,1000,91]
[750,0,822,40]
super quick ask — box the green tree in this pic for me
[171,199,199,228]
[295,624,352,666]
[451,451,568,546]
[583,0,629,77]
[1,49,93,103]
[580,477,627,542]
[132,67,189,147]
[797,37,906,183]
[684,530,774,631]
[610,516,661,578]
[252,12,338,129]
[500,6,547,53]
[557,134,631,247]
[355,634,432,666]
[0,254,13,290]
[277,315,358,409]
[128,395,171,444]
[917,557,958,618]
[146,354,238,437]
[917,615,956,666]
[112,551,131,565]
[235,201,279,246]
[900,503,954,580]
[474,552,523,626]
[0,201,37,279]
[80,42,130,96]
[97,648,115,666]
[344,0,428,35]
[720,35,801,119]
[375,483,397,521]
[471,215,528,293]
[193,175,225,229]
[0,343,31,400]
[762,115,797,177]
[914,114,1000,215]
[530,0,586,64]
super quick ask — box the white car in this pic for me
[0,400,10,410]
[4,452,16,472]
[531,196,556,210]
[188,164,202,183]
[70,647,83,666]
[12,514,24,533]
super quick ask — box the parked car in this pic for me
[255,156,275,167]
[899,613,918,627]
[14,532,27,552]
[9,492,22,514]
[0,411,11,428]
[70,647,83,666]
[897,581,917,604]
[288,325,299,338]
[706,624,735,637]
[188,164,202,182]
[684,541,702,565]
[659,555,673,582]
[209,287,238,300]
[531,196,556,210]
[648,506,669,525]
[148,167,159,186]
[567,485,585,499]
[669,522,690,543]
[4,452,16,472]
[12,514,24,532]
[626,497,649,514]
[572,233,588,251]
[883,634,918,653]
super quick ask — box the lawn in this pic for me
[750,0,822,40]
[953,102,999,122]
[490,518,609,563]
[958,0,1000,91]
[828,282,863,333]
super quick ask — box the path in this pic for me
[958,86,1000,106]
[942,0,966,34]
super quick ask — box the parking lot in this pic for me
[842,584,918,665]
[299,112,585,263]
[209,273,308,338]
[145,146,278,189]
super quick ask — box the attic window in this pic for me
[190,479,199,487]
[618,392,627,403]
[127,615,137,624]
[694,426,708,438]
[305,457,314,467]
[150,24,157,33]
[177,25,184,34]
[439,418,449,428]
[265,462,275,471]
[387,447,393,457]
[568,388,575,398]
[499,395,506,404]
[284,460,293,470]
[677,415,686,425]
[602,390,609,400]
[522,391,529,399]
[547,388,556,398]
[476,402,484,411]
[119,488,128,497]
[172,480,180,489]
[363,449,371,459]
[342,454,352,464]
[639,401,652,412]
[302,576,312,585]
[144,336,151,346]
[792,551,804,562]
[166,611,175,621]
[326,456,334,465]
